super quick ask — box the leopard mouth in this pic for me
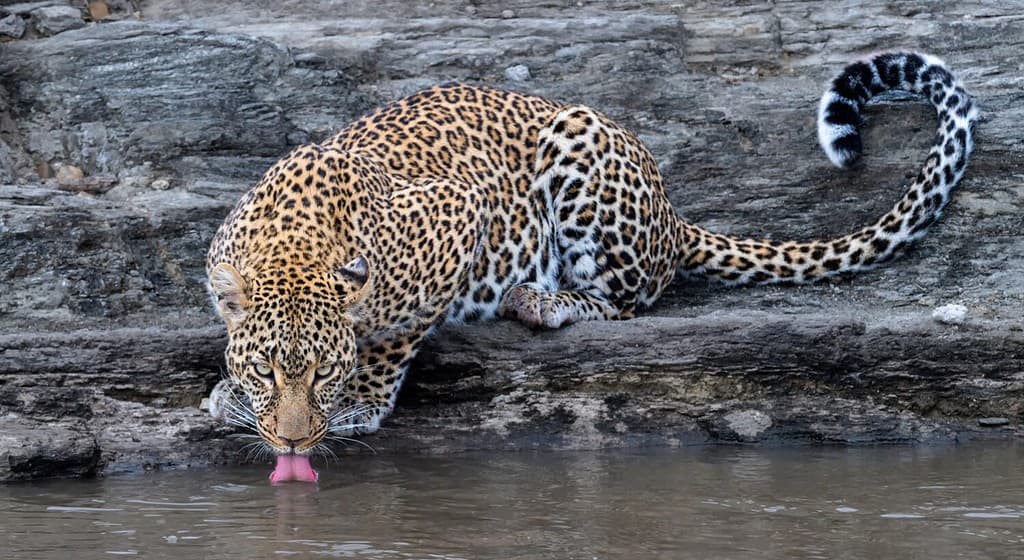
[269,452,319,484]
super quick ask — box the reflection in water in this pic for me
[2,444,1023,559]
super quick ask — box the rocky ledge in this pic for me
[0,1,1022,481]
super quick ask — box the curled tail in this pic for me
[677,51,979,285]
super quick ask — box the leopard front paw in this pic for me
[499,284,566,329]
[499,284,545,327]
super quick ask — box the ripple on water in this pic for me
[2,445,1024,559]
[46,506,124,513]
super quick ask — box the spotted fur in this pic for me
[207,52,977,453]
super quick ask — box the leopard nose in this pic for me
[278,436,308,449]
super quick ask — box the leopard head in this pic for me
[207,256,369,455]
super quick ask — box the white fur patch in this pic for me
[816,92,859,168]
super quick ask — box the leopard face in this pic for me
[210,258,369,455]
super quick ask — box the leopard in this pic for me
[206,52,977,467]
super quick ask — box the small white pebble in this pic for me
[501,9,515,18]
[150,178,170,190]
[932,303,968,325]
[164,536,178,544]
[504,64,531,82]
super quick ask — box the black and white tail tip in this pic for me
[817,52,979,168]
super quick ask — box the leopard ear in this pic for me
[209,263,250,329]
[336,255,369,305]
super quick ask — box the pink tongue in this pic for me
[269,454,318,484]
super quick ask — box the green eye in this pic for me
[314,363,335,381]
[252,362,274,381]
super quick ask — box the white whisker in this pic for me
[323,435,377,454]
[328,423,371,432]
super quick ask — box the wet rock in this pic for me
[978,417,1010,427]
[30,5,85,36]
[0,416,100,481]
[723,409,773,440]
[0,14,26,38]
[504,64,531,82]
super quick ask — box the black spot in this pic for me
[902,53,923,83]
[825,100,860,126]
[874,53,902,87]
[944,138,956,157]
[750,271,771,283]
[833,62,873,101]
[954,128,968,151]
[921,65,953,88]
[943,165,955,185]
[831,133,863,163]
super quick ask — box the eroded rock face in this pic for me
[0,1,1022,480]
[29,5,85,36]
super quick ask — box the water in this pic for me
[2,444,1023,559]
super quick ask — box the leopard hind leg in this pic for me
[500,106,677,329]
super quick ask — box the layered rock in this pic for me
[0,1,1021,480]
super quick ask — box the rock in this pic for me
[0,2,1022,480]
[0,415,99,481]
[504,64,531,82]
[933,304,968,325]
[56,174,118,194]
[0,1,65,17]
[0,14,26,38]
[30,5,85,36]
[86,0,109,21]
[978,417,1009,427]
[500,9,515,19]
[53,162,84,185]
[0,139,15,183]
[150,178,170,190]
[293,51,325,65]
[728,410,772,438]
[34,160,52,179]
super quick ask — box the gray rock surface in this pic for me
[1,1,1022,480]
[28,5,84,36]
[0,13,26,37]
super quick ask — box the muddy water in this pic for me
[2,444,1023,559]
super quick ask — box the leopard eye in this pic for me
[314,363,336,382]
[252,362,274,382]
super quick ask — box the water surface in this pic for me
[2,444,1022,559]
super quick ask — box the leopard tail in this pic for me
[675,51,979,285]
